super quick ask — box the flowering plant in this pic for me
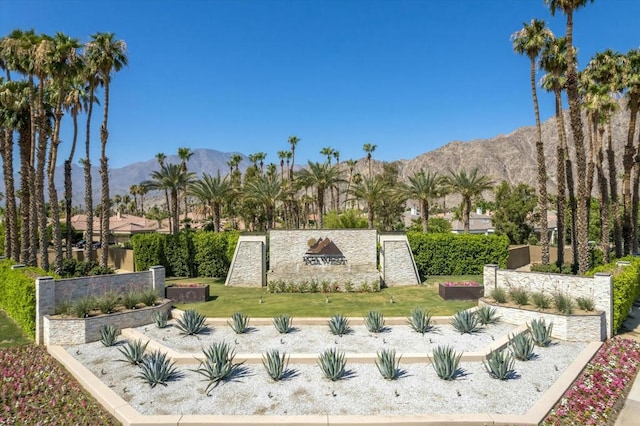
[171,283,207,288]
[544,338,640,425]
[440,281,481,287]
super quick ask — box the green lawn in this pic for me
[0,309,33,348]
[169,275,481,317]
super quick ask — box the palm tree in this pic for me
[277,150,288,180]
[545,0,595,274]
[243,174,286,230]
[404,169,442,233]
[288,135,299,180]
[142,163,195,235]
[189,172,232,232]
[622,49,640,254]
[446,168,494,233]
[320,146,334,164]
[177,147,194,221]
[512,19,552,265]
[348,176,388,229]
[540,34,572,265]
[343,159,358,210]
[296,161,344,229]
[362,142,377,179]
[86,31,128,267]
[154,152,171,229]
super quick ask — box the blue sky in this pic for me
[1,0,639,169]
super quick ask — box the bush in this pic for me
[408,232,509,279]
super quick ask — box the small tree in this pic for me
[492,181,537,245]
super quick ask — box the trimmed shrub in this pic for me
[408,232,509,278]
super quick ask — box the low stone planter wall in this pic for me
[478,299,606,342]
[43,299,172,345]
[439,283,484,300]
[166,285,209,303]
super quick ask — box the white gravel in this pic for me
[65,320,587,417]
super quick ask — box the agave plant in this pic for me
[137,350,180,388]
[475,306,500,325]
[154,310,169,329]
[509,331,535,361]
[375,348,401,380]
[529,318,553,347]
[328,314,351,336]
[318,348,347,381]
[430,345,462,381]
[192,341,243,394]
[118,339,149,365]
[484,349,516,380]
[273,314,292,334]
[451,310,482,334]
[407,307,434,335]
[363,310,385,333]
[175,309,208,336]
[228,312,250,334]
[99,325,117,347]
[262,349,289,381]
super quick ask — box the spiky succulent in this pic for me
[328,314,351,336]
[262,349,289,381]
[99,325,117,347]
[375,348,401,380]
[318,348,346,381]
[509,331,535,361]
[475,306,500,325]
[451,310,482,334]
[484,349,516,380]
[407,307,434,335]
[430,345,462,381]
[137,350,180,388]
[273,314,292,334]
[529,318,553,347]
[192,341,243,394]
[363,310,385,333]
[175,309,207,336]
[228,312,250,334]
[118,339,149,365]
[154,310,169,329]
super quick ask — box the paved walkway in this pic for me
[615,298,640,426]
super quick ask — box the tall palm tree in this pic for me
[512,19,553,265]
[348,176,388,229]
[86,32,128,267]
[277,150,287,180]
[243,174,286,230]
[362,142,377,179]
[296,161,344,229]
[623,49,640,254]
[189,172,232,232]
[288,135,299,180]
[404,169,442,232]
[320,146,334,164]
[177,147,194,221]
[154,152,171,229]
[446,168,494,233]
[142,163,195,235]
[540,34,572,265]
[344,159,358,209]
[545,0,595,273]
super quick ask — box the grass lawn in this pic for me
[0,309,32,348]
[168,275,482,317]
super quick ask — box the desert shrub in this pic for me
[69,296,95,318]
[508,287,529,306]
[576,296,595,311]
[193,231,239,278]
[553,292,574,314]
[491,287,508,303]
[95,292,119,314]
[531,291,552,310]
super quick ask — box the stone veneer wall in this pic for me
[483,264,613,338]
[44,300,172,345]
[225,235,266,287]
[379,234,420,286]
[267,229,380,286]
[35,266,165,344]
[478,300,606,341]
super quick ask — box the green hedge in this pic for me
[407,232,509,279]
[589,256,640,333]
[132,230,239,278]
[0,260,52,338]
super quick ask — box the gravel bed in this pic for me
[65,326,587,417]
[130,320,520,354]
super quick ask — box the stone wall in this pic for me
[267,229,380,286]
[379,234,420,286]
[483,264,613,338]
[225,235,266,287]
[35,266,165,344]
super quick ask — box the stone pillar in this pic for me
[226,235,267,287]
[593,272,614,339]
[378,234,420,286]
[483,264,498,293]
[150,265,166,296]
[36,276,55,345]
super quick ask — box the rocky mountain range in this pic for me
[3,104,638,207]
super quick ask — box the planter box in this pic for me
[439,283,484,300]
[166,284,209,303]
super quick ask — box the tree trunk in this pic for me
[463,197,470,233]
[606,119,622,258]
[99,81,111,267]
[84,85,96,261]
[18,127,31,263]
[27,76,38,267]
[36,81,49,271]
[553,88,567,266]
[1,129,18,260]
[171,189,179,235]
[622,94,638,255]
[48,102,64,272]
[596,127,610,263]
[65,111,79,259]
[317,188,325,229]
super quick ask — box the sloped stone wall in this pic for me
[379,234,420,286]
